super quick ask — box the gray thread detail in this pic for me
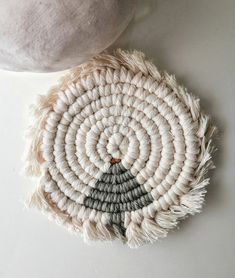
[94,178,138,193]
[83,163,154,236]
[110,212,126,238]
[106,163,126,174]
[89,186,149,203]
[99,171,134,184]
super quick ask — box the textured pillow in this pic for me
[0,0,134,72]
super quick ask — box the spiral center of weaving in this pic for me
[107,133,128,160]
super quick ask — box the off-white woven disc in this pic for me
[24,50,216,247]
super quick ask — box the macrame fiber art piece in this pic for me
[24,50,216,247]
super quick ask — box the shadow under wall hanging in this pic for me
[24,50,216,248]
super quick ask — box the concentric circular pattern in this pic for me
[25,50,216,247]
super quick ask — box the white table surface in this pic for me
[0,1,234,277]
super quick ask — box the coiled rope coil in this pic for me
[24,50,216,247]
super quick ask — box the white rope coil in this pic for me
[24,49,216,247]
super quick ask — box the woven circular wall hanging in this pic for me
[24,50,216,248]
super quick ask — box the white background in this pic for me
[0,0,234,277]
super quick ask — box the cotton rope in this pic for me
[24,49,216,248]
